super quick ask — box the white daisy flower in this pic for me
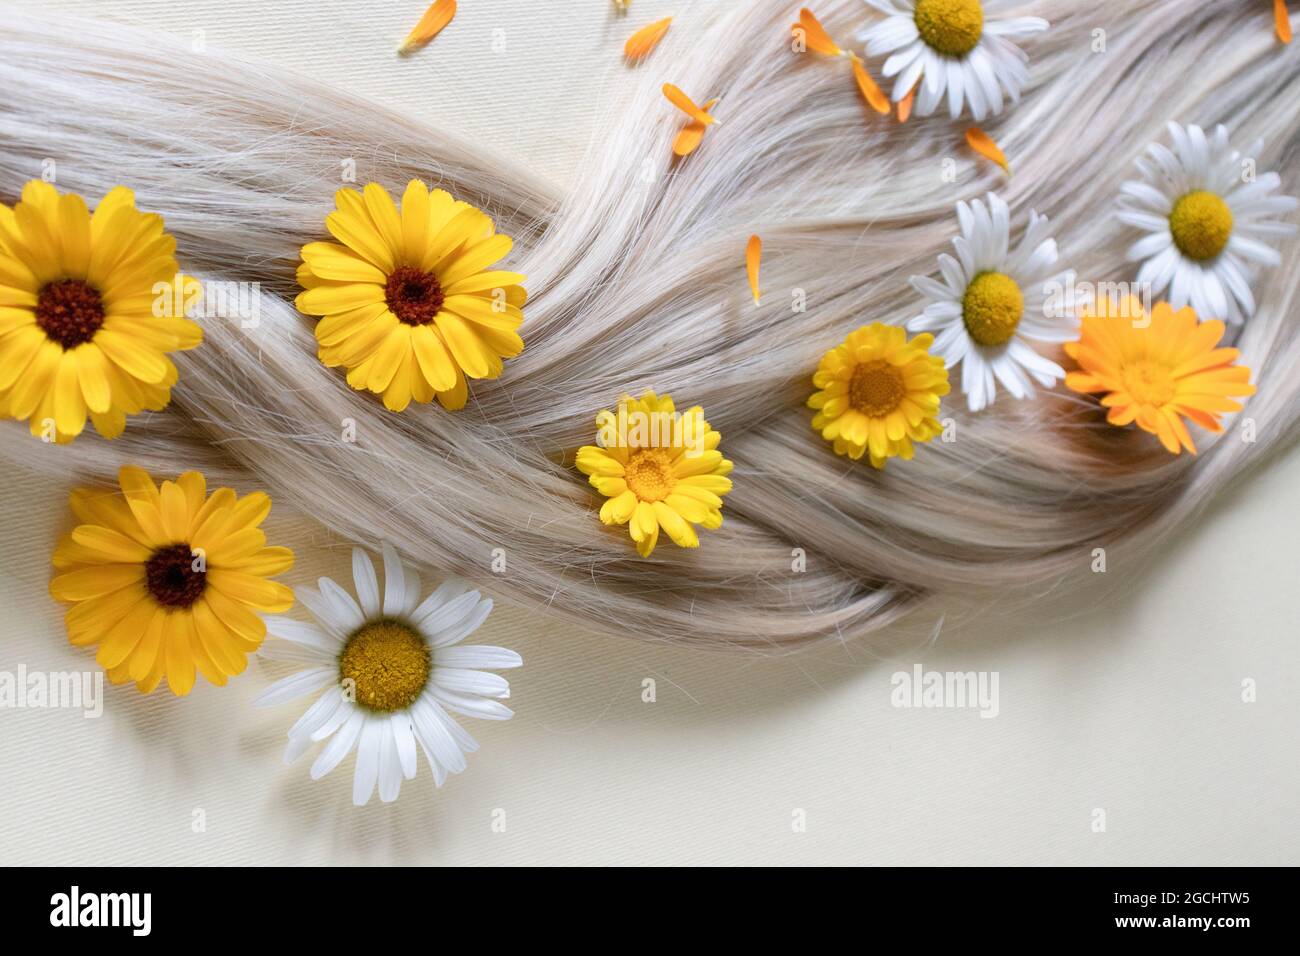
[1118,121,1298,324]
[907,192,1082,412]
[254,543,519,806]
[859,0,1046,121]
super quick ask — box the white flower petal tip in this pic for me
[1118,122,1296,324]
[255,546,518,805]
[906,190,1081,412]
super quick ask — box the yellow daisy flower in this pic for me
[1064,297,1256,455]
[808,323,950,468]
[0,180,202,442]
[50,466,295,696]
[295,180,526,412]
[576,391,733,558]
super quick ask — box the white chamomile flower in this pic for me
[907,192,1082,412]
[254,543,520,806]
[1118,121,1297,324]
[859,0,1046,121]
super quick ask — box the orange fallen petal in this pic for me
[664,83,719,126]
[795,8,842,57]
[1278,0,1293,43]
[625,17,672,61]
[398,0,456,55]
[850,54,890,115]
[897,83,917,122]
[965,127,1009,173]
[672,98,718,157]
[746,235,762,305]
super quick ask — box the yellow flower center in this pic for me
[1121,360,1177,408]
[339,619,431,712]
[385,264,444,325]
[962,271,1023,347]
[914,0,984,56]
[35,279,105,349]
[624,449,676,503]
[848,360,906,417]
[145,542,207,608]
[1168,190,1233,261]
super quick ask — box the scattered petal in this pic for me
[897,83,918,123]
[672,99,718,156]
[851,54,890,115]
[398,0,456,56]
[624,17,672,61]
[1278,0,1293,43]
[746,235,762,305]
[966,127,1009,173]
[663,83,718,126]
[794,8,842,57]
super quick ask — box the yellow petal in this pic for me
[745,234,761,305]
[851,54,890,115]
[966,127,1010,174]
[624,17,672,61]
[663,83,718,126]
[1278,0,1292,43]
[796,8,842,57]
[399,0,457,54]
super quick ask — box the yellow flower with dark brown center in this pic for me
[0,181,201,442]
[295,180,526,412]
[576,391,733,558]
[1064,298,1256,455]
[50,466,294,695]
[808,323,950,468]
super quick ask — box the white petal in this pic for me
[263,614,340,652]
[311,709,364,779]
[319,576,365,633]
[433,667,511,699]
[253,666,335,707]
[351,548,381,619]
[412,696,467,775]
[430,685,514,721]
[436,645,523,670]
[391,713,419,780]
[428,597,493,649]
[352,717,383,805]
[377,720,402,803]
[288,685,344,739]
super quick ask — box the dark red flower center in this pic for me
[145,543,207,608]
[385,265,444,326]
[35,279,105,349]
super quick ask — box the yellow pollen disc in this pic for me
[962,271,1023,347]
[849,360,906,417]
[1121,360,1177,407]
[624,449,676,503]
[914,0,984,57]
[339,620,431,712]
[1168,190,1233,261]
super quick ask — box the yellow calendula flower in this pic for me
[808,323,950,468]
[576,391,733,558]
[50,466,295,696]
[295,180,526,412]
[0,181,201,442]
[1064,298,1256,455]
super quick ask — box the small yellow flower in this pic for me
[1064,298,1255,455]
[576,391,733,558]
[50,466,294,695]
[808,323,950,467]
[0,181,201,442]
[295,180,526,412]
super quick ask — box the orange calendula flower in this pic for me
[576,391,733,558]
[792,8,889,115]
[398,0,456,55]
[965,127,1009,173]
[1063,298,1256,455]
[625,17,672,61]
[50,466,294,695]
[745,235,762,305]
[296,180,526,412]
[664,85,720,157]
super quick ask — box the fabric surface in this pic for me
[1,0,1296,866]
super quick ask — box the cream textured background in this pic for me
[1,0,1297,866]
